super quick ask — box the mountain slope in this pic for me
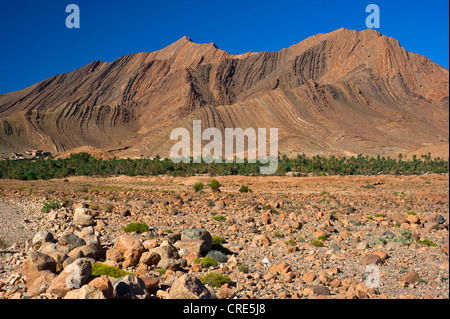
[0,28,448,158]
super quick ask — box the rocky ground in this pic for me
[0,174,448,299]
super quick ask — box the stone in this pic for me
[58,234,86,250]
[442,243,449,254]
[139,251,161,266]
[138,276,159,291]
[361,254,381,265]
[301,272,316,283]
[372,250,388,260]
[306,284,330,295]
[407,215,420,224]
[356,241,369,250]
[74,214,95,226]
[168,274,212,299]
[174,239,208,256]
[68,245,101,260]
[21,251,57,280]
[113,275,148,299]
[64,285,106,299]
[115,235,145,255]
[216,286,236,299]
[251,234,271,247]
[106,248,124,263]
[123,249,142,267]
[31,231,54,250]
[151,242,179,259]
[25,270,57,297]
[391,213,407,225]
[63,258,93,289]
[269,262,291,275]
[88,275,114,299]
[181,228,213,253]
[157,258,182,271]
[386,241,405,250]
[205,250,228,263]
[400,271,419,284]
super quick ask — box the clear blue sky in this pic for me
[0,0,448,94]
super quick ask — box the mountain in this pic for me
[0,28,448,159]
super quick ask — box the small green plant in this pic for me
[103,203,115,213]
[311,239,324,247]
[200,272,231,288]
[238,185,252,193]
[193,182,204,192]
[123,222,149,234]
[274,232,283,238]
[195,257,219,268]
[91,263,134,278]
[237,263,250,273]
[163,229,173,234]
[89,202,100,210]
[154,268,166,275]
[212,215,226,222]
[417,239,437,247]
[366,216,374,220]
[41,200,61,213]
[317,235,328,241]
[285,239,296,246]
[209,179,222,193]
[374,213,386,218]
[212,236,226,245]
[406,211,417,215]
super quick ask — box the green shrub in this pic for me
[123,222,149,234]
[193,182,204,192]
[406,211,417,215]
[238,185,252,193]
[212,236,226,245]
[89,202,100,210]
[285,239,296,246]
[41,200,61,213]
[209,179,222,193]
[212,215,226,222]
[103,203,115,213]
[274,232,283,238]
[418,239,437,247]
[311,239,324,247]
[91,263,133,278]
[200,273,231,288]
[317,235,328,241]
[194,257,218,268]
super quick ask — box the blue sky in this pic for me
[0,0,448,94]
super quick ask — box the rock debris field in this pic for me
[0,174,448,299]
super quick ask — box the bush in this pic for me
[212,215,226,222]
[91,263,134,278]
[212,236,226,245]
[209,179,222,193]
[103,203,115,213]
[311,239,324,247]
[200,273,231,288]
[317,235,328,241]
[41,200,61,213]
[194,257,218,268]
[123,222,149,234]
[239,185,251,193]
[193,182,204,192]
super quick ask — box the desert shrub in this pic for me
[418,239,437,246]
[91,263,134,278]
[193,182,204,192]
[103,203,115,213]
[212,236,226,245]
[209,179,222,193]
[194,257,218,268]
[41,200,61,213]
[274,232,283,238]
[317,235,328,241]
[123,222,149,234]
[239,185,251,193]
[89,202,100,210]
[212,215,226,222]
[311,239,324,247]
[200,273,231,288]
